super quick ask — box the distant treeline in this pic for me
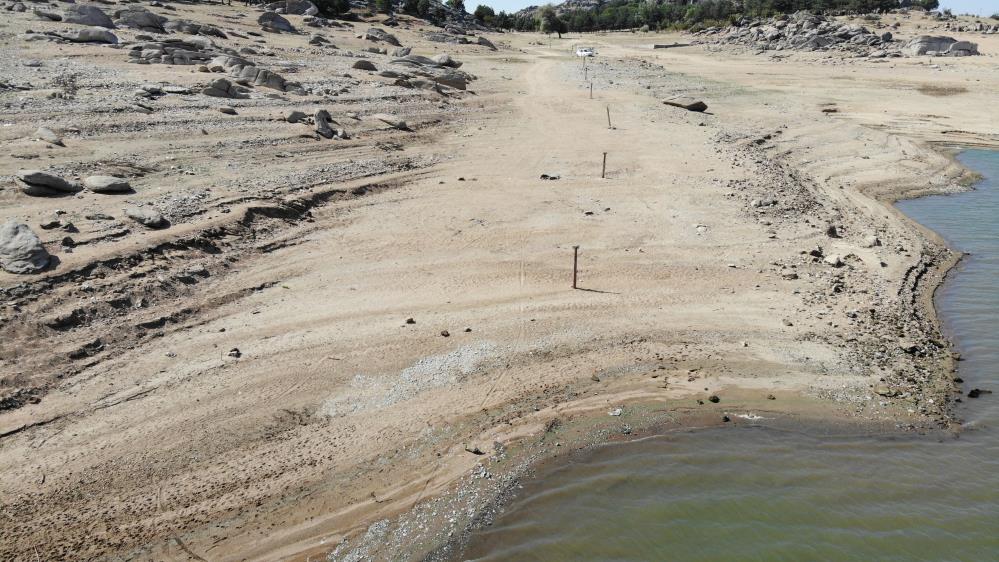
[471,0,941,33]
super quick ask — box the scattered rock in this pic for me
[125,207,167,228]
[862,235,881,248]
[0,221,51,274]
[219,106,237,115]
[823,254,844,267]
[84,175,132,193]
[477,36,496,50]
[352,59,377,71]
[227,347,242,358]
[34,126,64,146]
[663,97,707,112]
[315,109,334,138]
[372,113,408,130]
[431,53,462,68]
[708,395,720,403]
[440,330,450,337]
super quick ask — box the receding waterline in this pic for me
[461,149,999,562]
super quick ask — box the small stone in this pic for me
[35,127,64,146]
[708,395,720,403]
[125,207,167,228]
[227,348,242,358]
[823,254,844,267]
[405,317,415,324]
[440,330,450,337]
[219,107,237,115]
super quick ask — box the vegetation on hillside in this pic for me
[478,0,942,33]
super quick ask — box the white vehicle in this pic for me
[576,47,595,57]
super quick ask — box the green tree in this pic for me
[538,4,567,37]
[474,4,495,23]
[314,0,350,17]
[447,0,466,14]
[402,0,419,14]
[376,0,392,14]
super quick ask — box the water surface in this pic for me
[462,149,999,561]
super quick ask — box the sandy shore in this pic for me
[2,6,998,561]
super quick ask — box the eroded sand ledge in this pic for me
[1,7,997,561]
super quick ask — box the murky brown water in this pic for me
[461,149,999,561]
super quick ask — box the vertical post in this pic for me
[606,106,611,128]
[601,152,607,179]
[572,246,580,289]
[589,82,593,99]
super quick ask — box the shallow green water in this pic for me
[462,150,999,561]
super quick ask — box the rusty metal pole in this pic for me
[601,152,607,179]
[572,246,580,289]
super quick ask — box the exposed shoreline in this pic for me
[2,8,999,561]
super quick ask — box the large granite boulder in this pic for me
[902,35,978,56]
[16,170,82,196]
[259,12,295,33]
[62,4,113,27]
[0,222,50,274]
[60,28,118,44]
[365,27,401,47]
[114,7,168,33]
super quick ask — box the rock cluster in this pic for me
[165,19,227,39]
[128,37,218,65]
[390,54,475,91]
[693,12,980,58]
[16,169,81,196]
[127,39,303,94]
[901,36,980,57]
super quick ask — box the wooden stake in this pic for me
[572,246,580,289]
[601,152,607,179]
[589,82,593,99]
[606,105,611,128]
